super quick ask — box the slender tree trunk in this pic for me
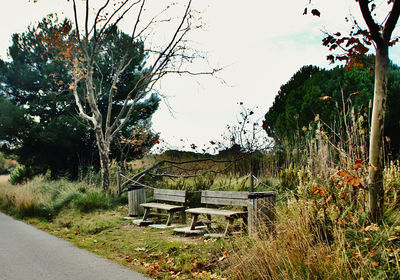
[369,46,389,223]
[94,126,111,192]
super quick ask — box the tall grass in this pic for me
[226,160,400,280]
[0,176,115,219]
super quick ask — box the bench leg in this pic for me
[190,214,199,230]
[206,214,212,230]
[224,218,234,236]
[142,208,150,221]
[242,214,248,233]
[181,209,186,224]
[166,211,173,226]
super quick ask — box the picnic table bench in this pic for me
[182,190,249,236]
[140,188,187,226]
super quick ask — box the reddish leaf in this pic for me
[337,170,350,178]
[311,9,321,17]
[340,192,348,199]
[352,252,361,259]
[353,159,363,170]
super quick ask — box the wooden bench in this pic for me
[140,189,186,226]
[185,190,249,236]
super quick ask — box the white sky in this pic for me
[1,0,400,152]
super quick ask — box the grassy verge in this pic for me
[25,208,232,280]
[2,165,400,280]
[0,175,232,280]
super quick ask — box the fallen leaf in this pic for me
[371,261,379,268]
[364,224,380,232]
[135,247,146,252]
[352,252,361,259]
[218,251,228,262]
[388,236,400,241]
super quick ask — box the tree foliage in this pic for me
[0,15,159,179]
[263,62,400,157]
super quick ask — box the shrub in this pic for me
[74,189,112,212]
[8,165,31,184]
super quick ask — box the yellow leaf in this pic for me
[364,224,380,232]
[320,96,331,100]
[371,261,379,268]
[368,162,378,171]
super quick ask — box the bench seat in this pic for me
[186,207,246,218]
[139,189,187,226]
[141,202,185,212]
[183,191,250,236]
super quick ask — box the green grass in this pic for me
[0,176,231,280]
[2,166,400,280]
[26,207,231,280]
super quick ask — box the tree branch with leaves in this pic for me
[306,0,400,222]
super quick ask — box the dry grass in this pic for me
[227,201,363,280]
[0,175,10,185]
[226,160,400,280]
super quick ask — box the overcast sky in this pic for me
[1,0,400,152]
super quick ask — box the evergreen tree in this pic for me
[0,15,159,179]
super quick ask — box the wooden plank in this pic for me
[201,190,249,206]
[186,207,246,217]
[141,202,184,211]
[201,196,249,207]
[202,190,249,199]
[154,188,186,196]
[153,193,186,203]
[153,189,186,203]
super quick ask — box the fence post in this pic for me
[247,192,276,238]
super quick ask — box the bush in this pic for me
[8,165,30,184]
[74,189,112,212]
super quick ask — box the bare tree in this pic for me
[55,0,217,191]
[219,103,273,190]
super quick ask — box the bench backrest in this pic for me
[201,190,249,207]
[153,188,186,203]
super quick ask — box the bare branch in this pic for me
[358,0,384,46]
[383,0,400,43]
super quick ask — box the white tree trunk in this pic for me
[369,46,389,222]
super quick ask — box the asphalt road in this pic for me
[0,212,150,280]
